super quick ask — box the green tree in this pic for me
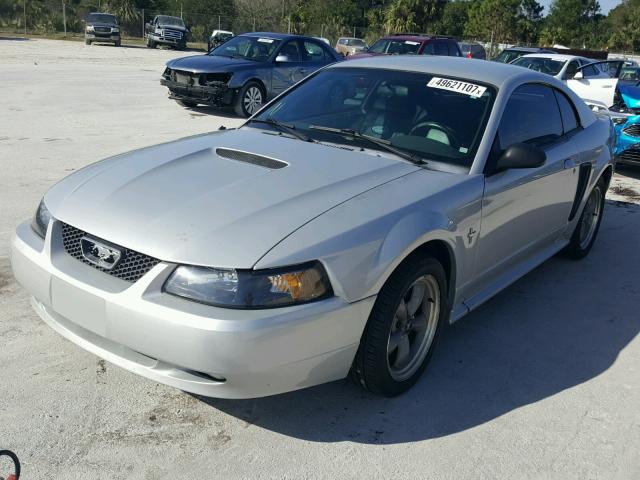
[516,0,543,44]
[465,0,520,44]
[436,0,473,37]
[382,0,447,34]
[540,0,601,48]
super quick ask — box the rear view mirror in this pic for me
[573,71,584,80]
[495,143,546,171]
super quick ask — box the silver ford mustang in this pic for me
[11,57,614,398]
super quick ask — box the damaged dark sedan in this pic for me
[161,32,341,116]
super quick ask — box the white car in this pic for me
[511,53,623,107]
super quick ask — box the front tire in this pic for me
[115,40,121,47]
[85,39,91,45]
[234,81,265,117]
[351,256,447,397]
[146,37,156,49]
[564,177,606,259]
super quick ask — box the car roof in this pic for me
[331,55,556,89]
[243,32,315,41]
[381,34,450,42]
[519,53,590,62]
[504,46,551,53]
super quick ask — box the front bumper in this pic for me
[150,34,185,46]
[86,33,120,42]
[11,220,374,398]
[614,122,640,166]
[160,78,233,106]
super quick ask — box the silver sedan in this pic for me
[11,57,614,398]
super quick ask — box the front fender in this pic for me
[255,170,483,305]
[227,70,270,93]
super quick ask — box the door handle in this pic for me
[298,68,308,74]
[601,85,613,88]
[564,158,576,169]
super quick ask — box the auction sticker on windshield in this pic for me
[427,77,487,98]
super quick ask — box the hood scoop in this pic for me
[216,148,287,170]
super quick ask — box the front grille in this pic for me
[622,124,640,138]
[164,28,182,39]
[61,223,160,283]
[617,147,640,164]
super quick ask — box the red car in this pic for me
[349,34,462,59]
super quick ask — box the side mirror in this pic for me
[275,54,291,63]
[572,71,584,80]
[495,143,546,171]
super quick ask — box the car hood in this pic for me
[44,129,419,268]
[167,54,255,72]
[87,22,117,28]
[158,23,188,32]
[618,84,640,108]
[347,52,382,60]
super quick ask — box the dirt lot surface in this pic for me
[1,38,639,480]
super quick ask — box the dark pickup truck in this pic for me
[84,12,120,46]
[145,15,190,50]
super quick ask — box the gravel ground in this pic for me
[1,38,639,480]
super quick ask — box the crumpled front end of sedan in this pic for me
[161,68,235,107]
[608,85,640,166]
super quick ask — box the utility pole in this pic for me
[142,9,145,38]
[180,3,183,19]
[287,16,291,34]
[23,0,26,36]
[62,1,66,37]
[218,15,221,30]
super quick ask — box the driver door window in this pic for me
[472,83,580,302]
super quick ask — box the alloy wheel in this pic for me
[387,274,440,381]
[578,186,603,250]
[243,86,263,115]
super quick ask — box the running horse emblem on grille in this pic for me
[80,236,123,270]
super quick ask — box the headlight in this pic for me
[612,116,628,126]
[164,261,333,309]
[155,28,163,35]
[86,25,94,32]
[112,27,119,33]
[31,199,52,238]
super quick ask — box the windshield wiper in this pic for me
[308,125,425,165]
[248,118,314,143]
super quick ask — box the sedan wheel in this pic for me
[387,275,440,382]
[243,86,263,115]
[351,256,447,396]
[564,177,606,259]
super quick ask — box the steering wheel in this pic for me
[409,121,460,149]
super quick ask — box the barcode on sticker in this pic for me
[427,77,487,97]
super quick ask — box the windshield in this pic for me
[157,16,185,27]
[511,57,566,76]
[493,50,527,63]
[249,67,495,169]
[347,39,366,47]
[87,13,117,24]
[211,35,281,61]
[369,39,421,55]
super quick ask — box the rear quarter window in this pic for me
[498,84,563,148]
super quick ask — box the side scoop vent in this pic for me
[216,148,287,169]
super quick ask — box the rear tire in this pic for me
[351,256,447,397]
[234,81,265,117]
[563,177,606,259]
[175,99,198,108]
[85,39,91,45]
